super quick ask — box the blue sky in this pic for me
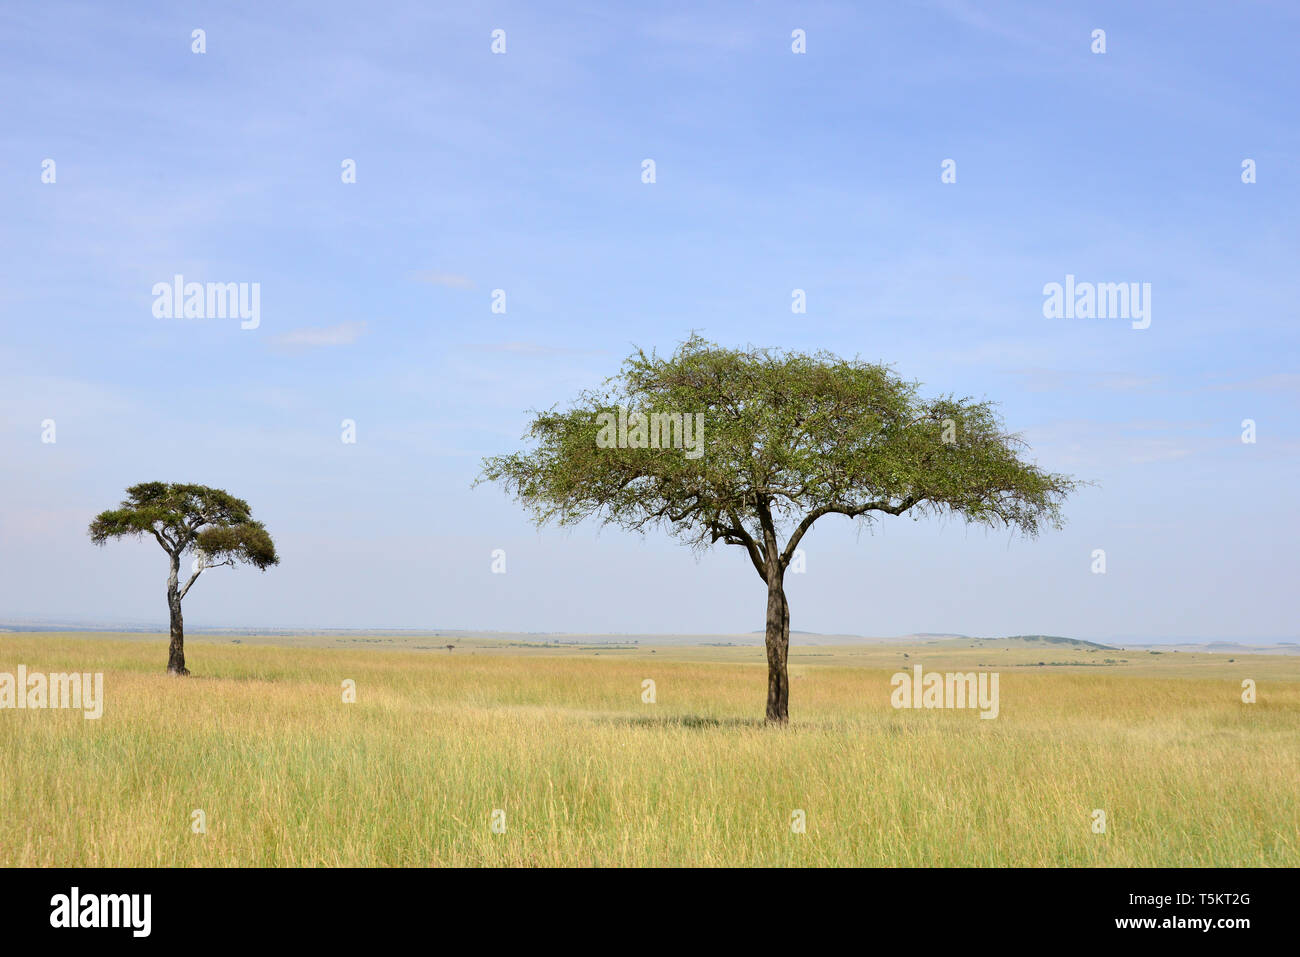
[1,1,1296,641]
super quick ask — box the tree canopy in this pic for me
[481,335,1076,568]
[90,481,278,572]
[479,336,1079,721]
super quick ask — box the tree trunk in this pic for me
[166,554,189,676]
[765,577,790,723]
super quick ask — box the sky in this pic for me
[1,1,1296,641]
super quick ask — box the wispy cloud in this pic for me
[927,0,1042,47]
[1024,418,1232,468]
[1004,369,1300,396]
[460,342,607,357]
[269,321,368,349]
[1203,372,1300,393]
[1004,369,1165,393]
[410,271,474,289]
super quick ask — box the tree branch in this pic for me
[176,557,233,601]
[722,508,766,579]
[779,495,919,568]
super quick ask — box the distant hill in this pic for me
[996,634,1117,650]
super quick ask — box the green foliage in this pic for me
[479,336,1079,580]
[89,482,278,570]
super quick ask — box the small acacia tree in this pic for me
[89,482,279,675]
[479,336,1079,723]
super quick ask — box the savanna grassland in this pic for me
[2,632,1297,867]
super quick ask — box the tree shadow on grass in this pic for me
[596,712,888,733]
[598,713,768,731]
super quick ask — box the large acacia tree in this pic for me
[479,336,1078,723]
[89,482,279,675]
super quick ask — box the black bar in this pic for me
[1,867,1280,944]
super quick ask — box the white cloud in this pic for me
[461,341,606,357]
[269,321,368,348]
[410,271,474,289]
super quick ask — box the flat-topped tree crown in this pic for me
[479,336,1079,722]
[89,482,278,674]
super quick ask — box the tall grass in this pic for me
[2,635,1296,866]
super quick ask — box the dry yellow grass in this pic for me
[1,633,1296,866]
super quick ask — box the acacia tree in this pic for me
[479,336,1079,723]
[89,482,279,675]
